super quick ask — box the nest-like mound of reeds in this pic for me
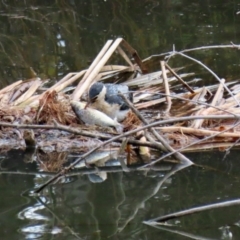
[0,38,240,159]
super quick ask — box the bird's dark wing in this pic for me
[105,83,133,103]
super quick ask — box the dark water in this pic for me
[1,150,240,239]
[1,1,240,239]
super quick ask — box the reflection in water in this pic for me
[116,162,192,234]
[18,201,48,221]
[219,226,233,240]
[15,161,190,239]
[1,0,240,239]
[1,149,240,239]
[145,224,216,240]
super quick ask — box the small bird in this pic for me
[87,82,132,122]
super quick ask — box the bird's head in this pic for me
[88,82,105,103]
[85,82,107,110]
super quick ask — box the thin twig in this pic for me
[145,91,239,118]
[169,51,239,106]
[159,126,240,138]
[160,61,172,113]
[2,114,240,133]
[35,115,176,192]
[143,44,240,62]
[134,80,237,109]
[0,114,240,142]
[165,63,195,93]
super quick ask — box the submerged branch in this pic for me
[146,198,240,223]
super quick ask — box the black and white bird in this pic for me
[87,82,132,122]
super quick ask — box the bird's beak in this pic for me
[84,96,97,109]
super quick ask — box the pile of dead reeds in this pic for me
[0,38,240,160]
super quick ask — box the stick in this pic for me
[72,40,113,100]
[165,63,195,93]
[48,72,75,90]
[0,121,161,149]
[117,46,134,67]
[14,78,42,105]
[120,93,193,164]
[139,121,240,169]
[121,39,147,73]
[147,198,240,222]
[0,114,239,142]
[0,80,22,95]
[160,61,172,113]
[135,80,237,110]
[159,125,240,138]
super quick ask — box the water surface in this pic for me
[0,1,240,239]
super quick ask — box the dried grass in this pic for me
[35,90,75,125]
[122,111,142,131]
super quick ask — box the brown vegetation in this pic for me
[0,39,240,175]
